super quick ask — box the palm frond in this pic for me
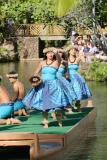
[55,0,81,17]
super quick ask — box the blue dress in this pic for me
[56,67,65,78]
[68,64,91,100]
[23,66,72,112]
[56,67,76,101]
[14,99,25,111]
[0,103,13,119]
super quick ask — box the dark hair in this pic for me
[8,71,17,75]
[87,34,91,39]
[7,71,18,79]
[79,35,83,39]
[61,53,66,60]
[74,33,79,37]
[96,34,101,39]
[57,47,66,60]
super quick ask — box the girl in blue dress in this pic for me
[56,48,76,112]
[23,47,73,128]
[67,48,92,110]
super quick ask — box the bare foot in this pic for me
[42,120,49,128]
[10,118,22,124]
[44,123,49,128]
[75,101,81,110]
[0,119,9,125]
[18,109,23,116]
[6,118,11,125]
[58,122,62,127]
[63,115,67,119]
[51,112,57,120]
[21,109,29,116]
[66,108,73,113]
[42,120,48,124]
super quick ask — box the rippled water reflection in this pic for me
[66,82,107,160]
[0,61,107,160]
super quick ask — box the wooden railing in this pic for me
[14,24,65,36]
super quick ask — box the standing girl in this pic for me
[23,48,71,128]
[68,48,92,110]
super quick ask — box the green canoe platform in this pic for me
[0,107,93,134]
[0,107,96,160]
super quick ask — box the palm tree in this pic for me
[55,0,81,17]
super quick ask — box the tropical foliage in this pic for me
[55,0,81,17]
[85,60,107,82]
[0,0,58,26]
[60,0,107,35]
[95,0,107,27]
[60,0,93,37]
[0,0,81,38]
[0,0,81,26]
[0,0,107,38]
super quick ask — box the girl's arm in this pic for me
[33,62,42,76]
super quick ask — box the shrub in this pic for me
[86,60,107,82]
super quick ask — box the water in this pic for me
[65,82,107,160]
[0,61,39,94]
[0,61,107,160]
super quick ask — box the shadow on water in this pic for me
[0,146,29,160]
[0,62,107,160]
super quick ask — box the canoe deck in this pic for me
[0,107,93,134]
[0,107,96,160]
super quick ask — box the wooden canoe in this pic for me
[0,107,96,160]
